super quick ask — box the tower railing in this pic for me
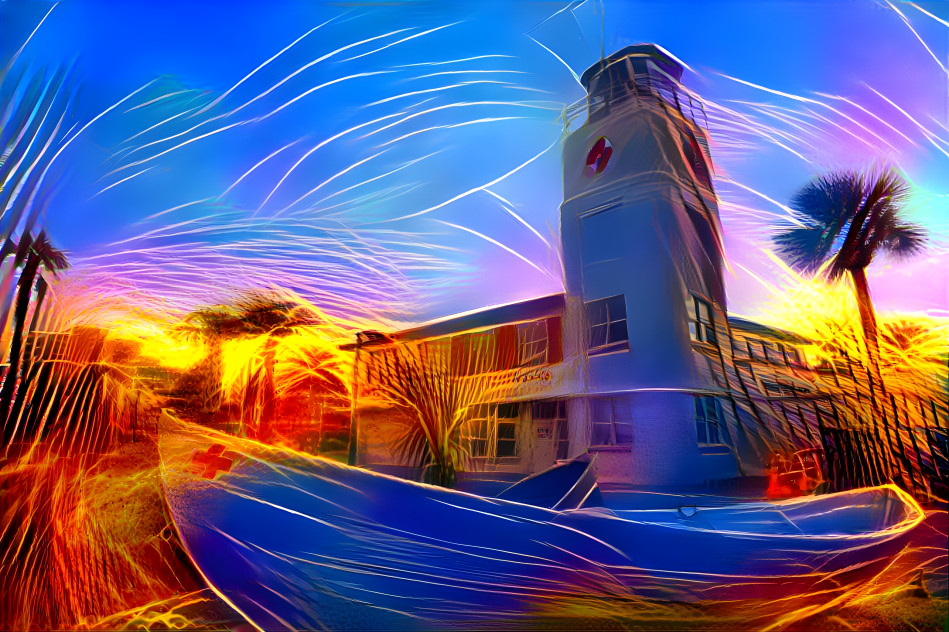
[564,63,709,143]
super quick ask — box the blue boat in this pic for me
[159,416,925,631]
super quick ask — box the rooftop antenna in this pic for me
[599,0,605,62]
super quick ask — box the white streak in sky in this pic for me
[220,140,301,201]
[434,219,554,280]
[383,138,560,223]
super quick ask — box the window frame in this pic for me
[694,396,725,445]
[763,341,786,365]
[694,395,726,446]
[586,295,630,356]
[589,397,633,447]
[464,403,520,460]
[465,330,495,375]
[532,400,569,460]
[516,320,549,368]
[687,294,717,346]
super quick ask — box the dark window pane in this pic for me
[532,401,556,419]
[614,421,633,444]
[497,421,516,440]
[497,403,518,419]
[590,324,607,348]
[591,398,613,422]
[557,418,569,440]
[708,398,722,421]
[587,300,608,326]
[497,441,517,457]
[697,300,709,321]
[607,295,627,320]
[591,422,613,445]
[608,320,628,344]
[498,417,517,457]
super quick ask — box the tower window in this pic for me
[695,396,724,445]
[687,295,716,345]
[586,295,629,355]
[590,397,633,446]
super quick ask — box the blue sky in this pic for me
[1,0,946,326]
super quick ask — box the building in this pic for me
[345,45,948,498]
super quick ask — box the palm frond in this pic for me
[774,168,926,279]
[29,231,69,272]
[787,172,862,227]
[876,223,927,259]
[775,172,862,274]
[773,226,840,275]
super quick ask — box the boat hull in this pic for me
[159,417,924,630]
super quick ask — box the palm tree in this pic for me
[774,170,926,353]
[366,336,497,487]
[1,231,68,441]
[175,306,243,414]
[230,292,330,441]
[178,290,328,440]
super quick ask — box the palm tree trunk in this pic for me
[849,267,879,358]
[258,338,277,442]
[0,252,41,441]
[201,338,223,413]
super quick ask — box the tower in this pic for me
[560,45,730,487]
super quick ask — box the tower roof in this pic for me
[580,44,683,93]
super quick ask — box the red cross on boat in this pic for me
[191,443,234,479]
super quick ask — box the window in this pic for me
[734,360,754,381]
[759,379,786,397]
[695,396,724,445]
[496,403,519,457]
[467,404,490,457]
[590,397,633,446]
[466,331,495,375]
[732,339,750,360]
[687,295,716,345]
[763,341,786,365]
[699,354,726,388]
[464,403,519,459]
[746,339,767,362]
[517,320,548,367]
[586,295,629,355]
[533,400,569,460]
[684,133,712,189]
[759,378,803,398]
[784,346,803,366]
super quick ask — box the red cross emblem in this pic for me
[585,136,613,176]
[191,443,234,479]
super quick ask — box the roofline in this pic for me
[394,293,566,342]
[340,293,567,350]
[727,315,813,345]
[579,43,684,89]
